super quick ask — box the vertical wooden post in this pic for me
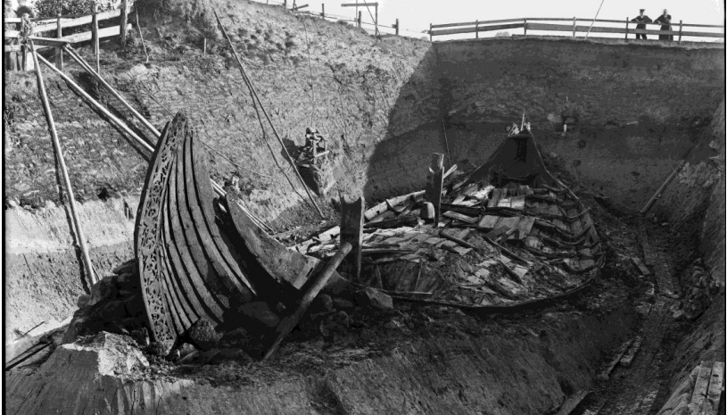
[283,0,287,9]
[203,38,207,56]
[395,18,399,36]
[425,153,444,227]
[135,12,149,63]
[56,14,64,70]
[625,17,629,40]
[340,194,364,281]
[120,0,128,46]
[429,23,433,41]
[358,11,362,28]
[92,4,99,74]
[374,3,378,36]
[572,16,576,37]
[21,14,30,71]
[678,20,683,43]
[475,20,479,39]
[524,18,528,36]
[321,3,325,18]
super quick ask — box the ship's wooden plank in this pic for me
[189,135,255,298]
[631,257,652,276]
[443,210,478,224]
[341,195,365,280]
[702,361,725,415]
[478,215,501,230]
[180,135,233,309]
[225,197,321,291]
[514,216,535,239]
[597,338,634,380]
[691,363,713,411]
[169,143,225,322]
[619,336,643,368]
[160,202,197,330]
[554,390,589,415]
[510,195,526,211]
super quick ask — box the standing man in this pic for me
[653,9,673,41]
[631,9,652,40]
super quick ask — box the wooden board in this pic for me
[442,210,478,224]
[691,363,713,411]
[631,257,651,276]
[703,361,725,415]
[425,153,445,226]
[341,195,364,280]
[478,215,501,230]
[619,336,642,367]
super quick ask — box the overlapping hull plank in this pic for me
[137,112,263,352]
[225,197,319,290]
[296,128,603,310]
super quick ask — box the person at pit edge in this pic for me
[653,9,673,41]
[631,9,652,40]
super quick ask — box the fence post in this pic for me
[21,14,31,71]
[283,0,287,9]
[120,0,128,46]
[475,20,479,39]
[375,3,379,36]
[358,11,361,28]
[56,14,63,70]
[625,17,629,40]
[678,20,683,43]
[203,38,207,56]
[524,18,527,37]
[572,16,576,37]
[429,23,432,41]
[395,18,399,36]
[92,4,99,73]
[321,3,325,18]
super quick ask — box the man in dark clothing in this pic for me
[653,9,673,40]
[631,9,652,39]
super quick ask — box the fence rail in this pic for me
[429,17,724,42]
[4,1,131,71]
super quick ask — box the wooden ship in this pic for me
[135,113,602,353]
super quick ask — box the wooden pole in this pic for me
[213,9,325,218]
[36,53,155,153]
[358,11,362,28]
[572,16,576,37]
[625,17,629,40]
[429,23,432,41]
[640,160,687,214]
[374,3,378,36]
[203,38,207,56]
[263,242,352,361]
[425,153,444,226]
[321,3,325,18]
[395,18,399,36]
[134,12,149,63]
[63,46,159,138]
[92,3,99,73]
[56,14,63,70]
[586,0,606,39]
[120,0,128,46]
[524,18,528,36]
[441,118,451,167]
[475,20,479,39]
[21,14,29,71]
[340,195,364,281]
[283,0,287,8]
[30,42,96,290]
[678,20,683,43]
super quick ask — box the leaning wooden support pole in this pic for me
[36,53,155,153]
[263,242,352,361]
[213,8,325,219]
[64,45,159,138]
[425,153,445,226]
[135,12,149,63]
[340,194,364,281]
[640,159,687,214]
[30,42,96,290]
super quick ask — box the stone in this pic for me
[129,327,150,347]
[177,342,197,358]
[112,259,137,276]
[354,287,394,310]
[77,294,90,309]
[237,301,280,330]
[88,277,118,307]
[145,342,167,356]
[320,310,350,338]
[187,317,222,350]
[332,297,356,310]
[70,332,149,374]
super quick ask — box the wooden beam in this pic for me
[30,42,96,289]
[341,2,377,7]
[56,15,64,70]
[340,195,364,281]
[92,4,99,73]
[703,361,725,415]
[263,242,352,361]
[431,22,524,37]
[120,0,128,45]
[425,153,445,226]
[640,160,687,214]
[33,9,121,33]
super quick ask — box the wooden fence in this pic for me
[4,0,132,71]
[429,17,724,42]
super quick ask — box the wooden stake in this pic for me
[340,195,364,281]
[678,20,683,43]
[64,46,159,138]
[56,14,63,70]
[524,18,528,36]
[30,42,96,290]
[134,12,149,63]
[213,9,325,218]
[263,242,352,361]
[120,0,128,46]
[203,38,207,56]
[625,17,629,40]
[374,3,378,36]
[358,11,362,28]
[321,3,325,17]
[429,23,432,41]
[425,153,444,226]
[395,18,399,36]
[475,20,478,39]
[91,4,99,73]
[572,16,576,37]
